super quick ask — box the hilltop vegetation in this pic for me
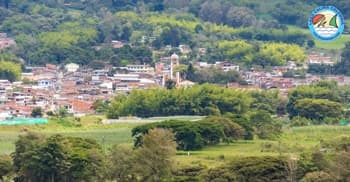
[0,0,348,71]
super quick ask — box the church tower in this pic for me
[170,53,180,85]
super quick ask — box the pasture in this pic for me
[1,116,350,167]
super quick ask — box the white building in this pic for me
[126,64,154,73]
[65,63,79,72]
[37,79,56,89]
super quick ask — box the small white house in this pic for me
[37,79,56,89]
[65,63,80,72]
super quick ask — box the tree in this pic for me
[108,145,136,182]
[301,171,336,182]
[287,85,341,119]
[0,155,12,181]
[132,119,227,150]
[165,79,176,89]
[218,40,254,64]
[12,133,106,182]
[0,61,21,82]
[253,43,305,67]
[293,98,343,122]
[250,111,282,139]
[211,156,288,182]
[334,42,350,75]
[186,63,195,81]
[226,7,256,27]
[58,106,69,118]
[199,1,228,24]
[31,107,43,118]
[201,116,245,142]
[202,167,237,182]
[158,26,191,47]
[133,128,177,182]
[93,99,108,114]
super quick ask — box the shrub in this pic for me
[201,116,245,142]
[132,120,224,150]
[290,117,311,127]
[228,156,288,182]
[301,171,336,182]
[0,155,13,180]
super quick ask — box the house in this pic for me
[198,48,206,56]
[0,33,16,49]
[126,64,154,73]
[178,80,195,88]
[65,63,79,72]
[70,98,94,115]
[217,61,240,72]
[155,62,165,74]
[37,79,56,89]
[179,45,191,55]
[112,40,125,48]
[7,100,33,118]
[141,36,156,44]
[196,61,239,72]
[308,54,334,65]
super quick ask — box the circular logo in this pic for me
[308,6,345,41]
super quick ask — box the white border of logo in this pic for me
[308,6,345,41]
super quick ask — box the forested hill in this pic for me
[0,0,349,67]
[1,0,349,28]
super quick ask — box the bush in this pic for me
[290,117,311,127]
[228,156,288,182]
[203,156,288,182]
[201,167,237,182]
[31,107,43,118]
[201,116,245,142]
[223,113,254,140]
[0,155,13,180]
[132,120,225,150]
[250,111,282,139]
[301,171,336,182]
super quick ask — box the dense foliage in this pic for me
[287,81,348,123]
[132,120,225,150]
[203,156,288,182]
[0,61,21,82]
[12,133,106,182]
[132,114,282,151]
[0,0,317,69]
[107,84,252,118]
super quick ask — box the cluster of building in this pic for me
[0,53,195,118]
[0,34,345,118]
[229,55,347,94]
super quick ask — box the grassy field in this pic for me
[287,25,350,50]
[0,115,204,154]
[1,116,350,168]
[314,34,350,49]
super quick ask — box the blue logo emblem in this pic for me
[308,6,345,41]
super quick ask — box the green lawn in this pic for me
[0,115,204,154]
[287,25,350,50]
[314,34,350,49]
[0,115,138,154]
[2,116,350,168]
[175,125,350,166]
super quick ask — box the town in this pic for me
[0,32,348,119]
[2,1,350,181]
